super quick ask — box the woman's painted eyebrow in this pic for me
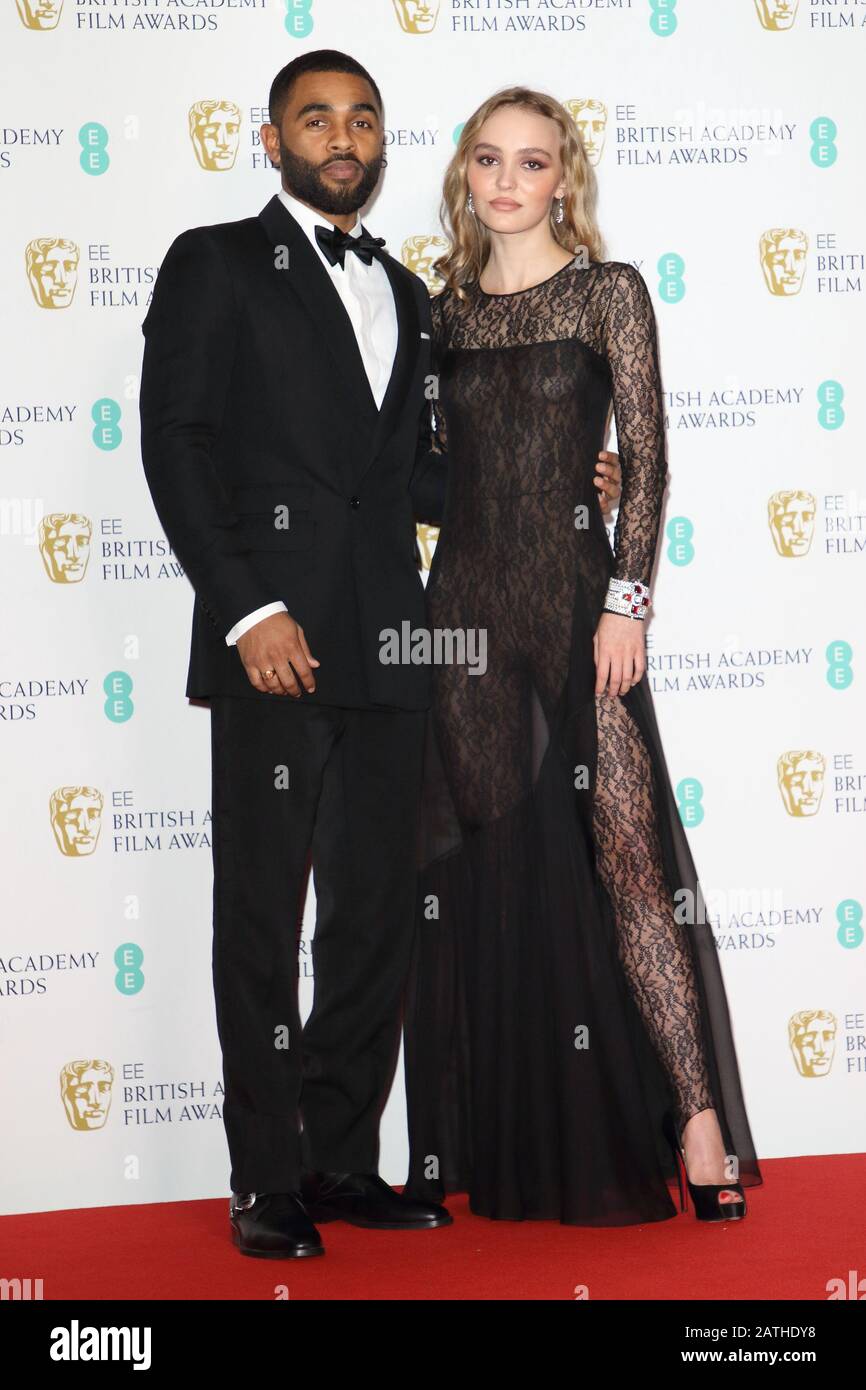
[472,143,553,158]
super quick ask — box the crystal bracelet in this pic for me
[603,576,651,620]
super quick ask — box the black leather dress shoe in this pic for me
[300,1171,452,1229]
[229,1191,325,1258]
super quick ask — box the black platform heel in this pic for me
[662,1110,747,1223]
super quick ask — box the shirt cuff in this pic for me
[225,601,288,646]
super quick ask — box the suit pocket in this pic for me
[230,482,316,552]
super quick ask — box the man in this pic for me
[140,49,623,1259]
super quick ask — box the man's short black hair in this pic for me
[269,50,383,128]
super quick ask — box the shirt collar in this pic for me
[276,187,363,251]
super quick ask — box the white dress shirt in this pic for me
[224,187,398,647]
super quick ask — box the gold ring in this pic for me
[262,668,276,680]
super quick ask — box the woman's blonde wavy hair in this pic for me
[433,87,605,304]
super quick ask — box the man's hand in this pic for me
[236,611,320,697]
[593,610,646,698]
[594,450,622,516]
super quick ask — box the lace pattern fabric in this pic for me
[403,259,761,1223]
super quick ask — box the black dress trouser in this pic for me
[209,694,426,1193]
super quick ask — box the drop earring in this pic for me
[467,191,475,214]
[555,196,565,224]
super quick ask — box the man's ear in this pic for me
[260,123,280,163]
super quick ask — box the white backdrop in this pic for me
[2,0,865,1216]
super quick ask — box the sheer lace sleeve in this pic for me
[601,263,668,602]
[410,289,450,526]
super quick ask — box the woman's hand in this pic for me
[593,610,646,698]
[594,450,622,516]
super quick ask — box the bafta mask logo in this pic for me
[777,751,825,818]
[189,100,242,172]
[788,1010,835,1077]
[50,785,104,856]
[402,235,449,294]
[391,0,440,33]
[767,490,815,557]
[754,0,799,31]
[760,229,808,296]
[564,100,608,166]
[61,1060,114,1130]
[15,0,63,29]
[26,237,79,308]
[416,523,440,570]
[39,512,92,583]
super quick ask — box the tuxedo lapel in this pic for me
[257,195,421,489]
[258,195,379,430]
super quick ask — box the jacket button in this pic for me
[349,496,360,509]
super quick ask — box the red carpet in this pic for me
[2,1155,861,1301]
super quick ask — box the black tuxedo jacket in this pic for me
[139,193,446,707]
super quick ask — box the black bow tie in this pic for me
[314,223,386,269]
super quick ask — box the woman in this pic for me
[404,87,763,1225]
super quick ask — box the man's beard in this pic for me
[279,142,383,216]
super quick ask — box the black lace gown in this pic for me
[403,257,763,1224]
